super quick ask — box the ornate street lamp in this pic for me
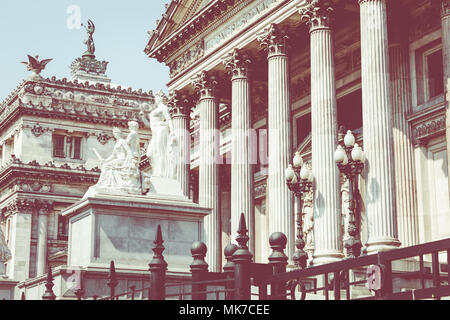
[334,130,365,258]
[285,152,313,269]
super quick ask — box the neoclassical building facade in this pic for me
[145,0,450,272]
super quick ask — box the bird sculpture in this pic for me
[21,55,52,79]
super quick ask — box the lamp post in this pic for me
[334,130,365,258]
[285,152,313,269]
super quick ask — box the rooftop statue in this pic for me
[82,19,96,57]
[21,55,52,80]
[140,90,178,179]
[83,122,143,198]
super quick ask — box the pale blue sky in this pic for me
[0,0,169,101]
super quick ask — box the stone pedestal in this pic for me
[62,193,210,272]
[359,0,400,252]
[0,278,18,300]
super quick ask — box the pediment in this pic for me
[152,0,211,49]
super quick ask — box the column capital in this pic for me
[299,0,334,32]
[168,90,193,117]
[257,24,289,58]
[442,0,450,18]
[6,198,36,215]
[36,200,54,215]
[192,71,219,100]
[222,48,252,81]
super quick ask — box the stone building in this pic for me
[0,37,155,298]
[145,0,450,273]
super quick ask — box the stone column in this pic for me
[359,0,400,253]
[36,200,53,275]
[222,49,255,253]
[6,199,34,281]
[258,24,294,259]
[193,71,221,272]
[300,0,343,264]
[169,91,192,197]
[441,0,450,199]
[388,8,419,247]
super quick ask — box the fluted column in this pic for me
[36,201,53,276]
[441,0,450,199]
[359,0,400,253]
[388,9,419,247]
[300,0,343,264]
[258,24,294,260]
[193,71,221,271]
[169,91,192,197]
[223,49,254,253]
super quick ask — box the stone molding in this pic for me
[222,48,252,80]
[442,0,450,18]
[257,23,289,58]
[168,41,204,79]
[299,0,334,32]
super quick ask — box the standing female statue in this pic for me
[82,19,96,56]
[140,90,177,178]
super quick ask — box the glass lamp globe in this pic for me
[351,143,363,162]
[300,166,309,180]
[293,152,303,169]
[285,165,295,181]
[344,130,355,147]
[334,145,346,163]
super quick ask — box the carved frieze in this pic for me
[412,114,446,145]
[30,123,51,137]
[205,0,278,52]
[169,41,204,78]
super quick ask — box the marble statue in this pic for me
[84,124,142,198]
[140,90,178,179]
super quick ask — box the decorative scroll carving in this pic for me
[257,24,289,57]
[299,0,334,32]
[96,132,112,145]
[222,48,252,80]
[192,71,219,100]
[16,181,52,193]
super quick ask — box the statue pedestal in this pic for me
[62,193,210,272]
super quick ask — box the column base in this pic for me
[311,249,344,266]
[365,237,401,254]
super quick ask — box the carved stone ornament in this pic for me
[299,0,334,32]
[21,55,52,80]
[222,48,252,80]
[412,115,446,145]
[169,41,204,78]
[257,24,289,57]
[192,71,219,100]
[97,132,112,145]
[31,123,50,137]
[7,198,36,215]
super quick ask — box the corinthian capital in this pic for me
[37,200,54,215]
[7,198,36,215]
[168,90,192,117]
[192,71,219,100]
[299,0,334,32]
[222,49,252,80]
[257,24,289,57]
[442,0,450,18]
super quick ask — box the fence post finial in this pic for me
[190,241,209,300]
[224,243,238,300]
[107,260,118,299]
[149,224,168,300]
[269,232,288,299]
[232,213,253,300]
